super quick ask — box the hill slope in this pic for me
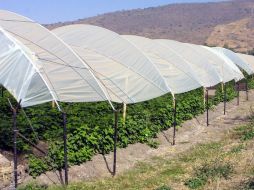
[206,17,254,53]
[46,0,254,45]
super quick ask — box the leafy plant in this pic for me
[18,183,47,190]
[230,144,245,154]
[234,124,254,141]
[28,155,48,178]
[0,79,251,177]
[155,185,173,190]
[185,159,234,189]
[147,140,160,149]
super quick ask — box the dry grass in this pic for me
[19,122,254,190]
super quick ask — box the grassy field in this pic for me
[19,118,254,190]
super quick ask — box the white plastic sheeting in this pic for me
[156,40,244,84]
[0,28,53,107]
[212,47,254,75]
[0,10,114,108]
[203,47,244,82]
[0,10,247,108]
[53,25,170,103]
[237,53,254,73]
[122,35,202,94]
[155,40,222,87]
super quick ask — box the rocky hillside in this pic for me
[206,17,254,53]
[46,0,254,46]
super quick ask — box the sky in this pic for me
[0,0,226,24]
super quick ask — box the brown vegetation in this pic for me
[46,0,254,46]
[206,17,254,53]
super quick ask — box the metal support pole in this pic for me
[206,89,209,126]
[224,83,226,115]
[172,99,177,146]
[10,100,21,190]
[237,82,240,106]
[246,78,249,101]
[62,112,68,185]
[113,110,118,176]
[203,88,206,110]
[12,108,18,189]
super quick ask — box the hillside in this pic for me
[46,0,254,45]
[206,17,254,53]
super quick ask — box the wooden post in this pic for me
[203,87,206,110]
[52,101,55,108]
[1,86,3,97]
[122,103,127,124]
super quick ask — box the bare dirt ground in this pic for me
[23,90,253,186]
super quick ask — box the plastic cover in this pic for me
[53,25,170,103]
[203,46,245,81]
[155,40,228,86]
[155,40,243,83]
[0,10,114,108]
[174,41,243,83]
[212,47,254,75]
[122,35,203,94]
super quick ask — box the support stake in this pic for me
[113,110,118,176]
[122,103,127,125]
[206,89,209,126]
[10,100,21,189]
[172,99,177,146]
[1,86,3,97]
[62,112,68,185]
[13,108,18,189]
[224,83,226,115]
[52,101,55,108]
[246,79,249,101]
[237,82,240,106]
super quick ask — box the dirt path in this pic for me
[23,90,254,186]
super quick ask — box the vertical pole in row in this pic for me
[122,103,127,125]
[62,112,68,186]
[52,101,55,108]
[1,86,3,97]
[11,100,21,190]
[113,110,118,176]
[237,82,240,106]
[203,88,206,110]
[246,78,249,101]
[12,107,18,189]
[206,89,209,126]
[224,83,226,115]
[172,98,177,146]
